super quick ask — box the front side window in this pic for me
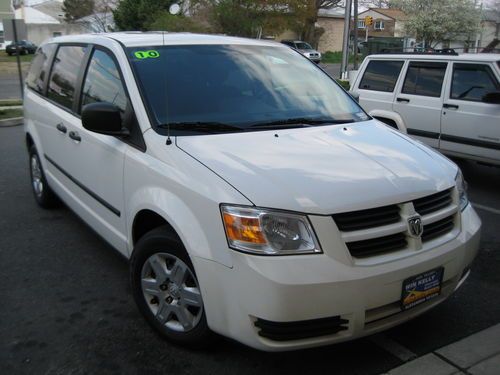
[359,60,404,92]
[451,63,500,102]
[81,49,127,113]
[26,43,57,94]
[402,61,447,97]
[128,45,366,134]
[47,45,87,110]
[295,42,313,50]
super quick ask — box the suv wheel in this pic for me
[29,145,59,208]
[130,226,213,347]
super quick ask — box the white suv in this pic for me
[350,53,500,166]
[24,33,481,351]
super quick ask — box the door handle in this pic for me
[443,103,459,109]
[68,131,81,142]
[396,97,410,103]
[56,123,67,134]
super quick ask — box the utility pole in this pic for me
[340,0,353,80]
[353,0,358,70]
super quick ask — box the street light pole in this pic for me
[353,0,358,70]
[340,0,353,80]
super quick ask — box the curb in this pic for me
[0,117,23,127]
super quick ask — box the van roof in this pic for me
[367,53,500,62]
[47,32,283,48]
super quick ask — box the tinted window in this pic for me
[26,43,57,94]
[128,45,366,131]
[47,45,87,110]
[451,63,500,102]
[81,49,127,113]
[359,60,404,92]
[295,42,312,50]
[402,61,447,97]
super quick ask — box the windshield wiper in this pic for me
[248,117,354,129]
[158,121,244,133]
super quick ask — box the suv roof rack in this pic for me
[374,49,458,56]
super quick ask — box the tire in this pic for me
[130,226,213,348]
[29,145,60,208]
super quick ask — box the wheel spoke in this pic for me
[156,300,175,324]
[180,287,202,307]
[148,254,168,282]
[141,278,160,296]
[175,305,195,330]
[169,260,187,285]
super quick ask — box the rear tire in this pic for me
[130,226,214,348]
[29,145,60,208]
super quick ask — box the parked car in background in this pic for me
[24,33,480,351]
[281,40,322,63]
[6,40,37,55]
[350,52,500,166]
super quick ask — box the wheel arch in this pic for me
[369,109,408,133]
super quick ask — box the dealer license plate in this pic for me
[401,267,444,311]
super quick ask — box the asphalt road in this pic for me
[1,124,499,375]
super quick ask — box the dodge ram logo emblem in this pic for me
[408,216,423,238]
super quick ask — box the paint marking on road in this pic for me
[370,334,418,362]
[472,203,500,215]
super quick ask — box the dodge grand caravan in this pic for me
[24,33,481,351]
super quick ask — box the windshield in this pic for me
[128,45,367,134]
[295,42,313,50]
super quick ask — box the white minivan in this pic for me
[24,33,481,351]
[350,53,500,166]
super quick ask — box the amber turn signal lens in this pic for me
[222,212,266,244]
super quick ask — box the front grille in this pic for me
[346,233,407,258]
[413,189,453,215]
[254,316,349,341]
[422,215,454,242]
[333,205,400,232]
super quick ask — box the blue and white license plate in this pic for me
[401,267,444,311]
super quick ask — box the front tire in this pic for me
[29,145,59,208]
[130,226,213,348]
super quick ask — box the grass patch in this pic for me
[0,51,35,63]
[335,79,350,90]
[0,99,23,106]
[0,108,23,120]
[322,51,357,64]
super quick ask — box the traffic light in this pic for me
[364,16,373,26]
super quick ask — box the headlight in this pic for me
[455,169,468,211]
[220,205,322,255]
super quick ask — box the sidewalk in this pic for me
[383,324,500,375]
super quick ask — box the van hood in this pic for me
[176,120,457,214]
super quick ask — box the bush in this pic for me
[335,79,350,91]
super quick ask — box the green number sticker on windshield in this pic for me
[134,50,160,59]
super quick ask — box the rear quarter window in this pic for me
[359,60,404,92]
[402,61,447,97]
[26,44,57,94]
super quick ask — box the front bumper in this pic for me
[195,204,481,351]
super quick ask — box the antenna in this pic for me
[162,30,172,145]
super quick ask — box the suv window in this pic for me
[359,60,404,92]
[47,45,87,110]
[26,43,57,94]
[451,63,500,102]
[81,49,127,113]
[402,61,447,97]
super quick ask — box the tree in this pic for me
[193,0,292,38]
[148,11,211,33]
[113,0,177,31]
[394,0,481,47]
[62,0,95,22]
[289,0,342,47]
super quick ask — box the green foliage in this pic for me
[148,11,210,33]
[0,108,23,120]
[335,79,350,90]
[113,0,177,31]
[321,51,355,64]
[62,0,95,22]
[394,0,481,47]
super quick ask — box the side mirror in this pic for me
[82,102,130,136]
[482,92,500,104]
